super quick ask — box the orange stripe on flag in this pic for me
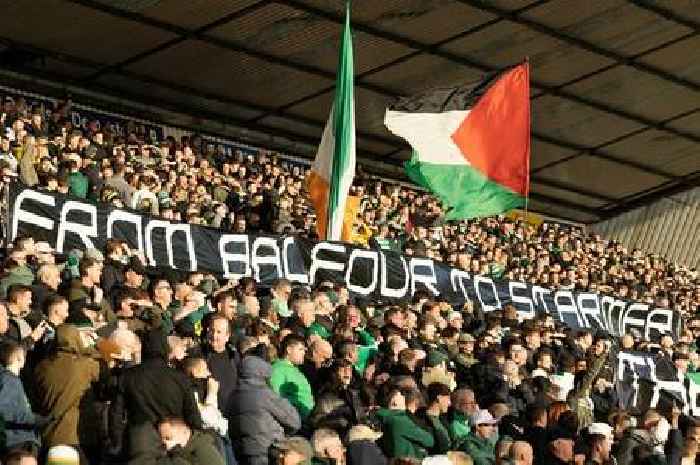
[341,195,361,242]
[307,171,330,240]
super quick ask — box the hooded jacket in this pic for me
[227,356,301,458]
[0,367,42,449]
[376,408,434,459]
[614,428,656,465]
[120,328,202,429]
[33,324,100,446]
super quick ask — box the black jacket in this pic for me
[120,329,202,429]
[347,440,387,465]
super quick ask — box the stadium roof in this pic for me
[0,0,698,224]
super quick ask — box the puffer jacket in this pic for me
[227,356,301,458]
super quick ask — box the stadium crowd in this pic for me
[0,94,697,465]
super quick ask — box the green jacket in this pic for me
[68,171,89,198]
[376,409,434,459]
[0,265,34,299]
[462,433,496,465]
[269,359,315,419]
[448,411,471,449]
[427,413,452,454]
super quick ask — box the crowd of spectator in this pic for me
[0,93,698,465]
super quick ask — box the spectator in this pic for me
[462,410,498,465]
[376,389,434,460]
[120,328,202,464]
[227,356,301,465]
[270,334,315,421]
[32,325,99,457]
[157,416,224,465]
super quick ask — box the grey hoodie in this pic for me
[227,356,301,457]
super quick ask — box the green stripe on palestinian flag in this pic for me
[385,63,530,221]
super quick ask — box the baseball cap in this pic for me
[470,409,499,427]
[448,311,463,321]
[458,333,475,343]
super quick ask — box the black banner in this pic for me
[8,184,681,339]
[615,351,700,416]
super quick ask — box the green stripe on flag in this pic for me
[405,156,525,220]
[327,2,354,237]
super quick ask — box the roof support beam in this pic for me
[626,0,700,31]
[456,0,700,92]
[66,0,700,149]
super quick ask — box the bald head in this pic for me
[310,338,333,367]
[510,441,533,465]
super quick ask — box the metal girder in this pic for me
[456,0,700,92]
[67,0,700,150]
[65,0,396,97]
[597,170,700,219]
[627,0,700,31]
[270,0,700,146]
[82,0,272,82]
[531,106,700,181]
[530,177,617,203]
[249,0,552,123]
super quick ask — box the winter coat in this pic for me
[120,329,202,429]
[157,430,225,465]
[18,148,38,186]
[0,367,42,449]
[615,428,655,465]
[376,408,434,459]
[347,439,387,465]
[227,356,301,458]
[269,358,315,420]
[462,433,496,465]
[33,324,100,446]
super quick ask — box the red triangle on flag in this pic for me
[451,63,530,196]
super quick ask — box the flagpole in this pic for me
[524,56,530,225]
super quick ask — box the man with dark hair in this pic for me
[203,314,239,413]
[270,334,314,420]
[423,382,452,454]
[120,328,202,464]
[5,285,45,346]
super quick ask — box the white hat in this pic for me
[448,311,463,321]
[588,422,613,439]
[470,409,499,427]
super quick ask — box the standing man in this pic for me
[270,334,314,421]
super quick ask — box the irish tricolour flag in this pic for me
[307,3,355,241]
[385,63,530,220]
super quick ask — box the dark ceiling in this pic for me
[0,0,698,224]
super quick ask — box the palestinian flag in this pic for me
[384,63,530,220]
[307,3,356,241]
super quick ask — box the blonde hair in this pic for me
[311,428,341,458]
[447,451,473,465]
